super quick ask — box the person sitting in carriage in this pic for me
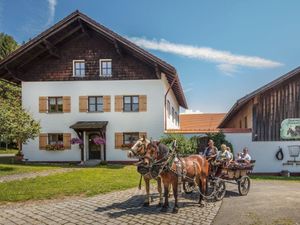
[241,147,252,164]
[217,144,232,164]
[203,139,218,160]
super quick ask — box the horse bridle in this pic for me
[131,142,148,159]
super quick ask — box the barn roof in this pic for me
[0,10,187,108]
[219,66,300,127]
[167,113,226,134]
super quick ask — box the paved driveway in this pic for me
[213,180,300,225]
[0,187,221,225]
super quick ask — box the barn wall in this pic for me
[226,100,253,129]
[253,76,300,141]
[225,132,300,173]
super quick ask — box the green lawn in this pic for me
[250,175,300,181]
[0,163,65,177]
[0,165,139,204]
[0,149,18,155]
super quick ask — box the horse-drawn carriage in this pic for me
[130,137,255,212]
[183,159,255,201]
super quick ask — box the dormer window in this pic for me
[73,60,85,77]
[100,59,112,77]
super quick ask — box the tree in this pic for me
[0,33,40,152]
[160,134,197,155]
[0,32,18,60]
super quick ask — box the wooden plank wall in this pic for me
[253,76,300,141]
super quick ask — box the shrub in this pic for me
[160,134,197,155]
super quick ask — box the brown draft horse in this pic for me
[143,141,209,213]
[128,137,163,207]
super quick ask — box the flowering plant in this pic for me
[93,137,106,145]
[70,138,83,145]
[45,144,65,151]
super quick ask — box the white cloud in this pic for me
[181,109,203,114]
[45,0,57,27]
[129,37,283,74]
[183,87,193,93]
[217,64,239,76]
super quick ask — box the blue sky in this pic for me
[1,0,300,113]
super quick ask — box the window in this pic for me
[172,107,175,122]
[48,97,63,113]
[167,100,171,118]
[123,96,139,112]
[244,116,248,128]
[175,112,178,125]
[73,60,85,77]
[88,96,103,112]
[239,120,242,128]
[100,59,112,76]
[123,133,139,145]
[48,133,63,145]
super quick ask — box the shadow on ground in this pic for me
[95,191,212,218]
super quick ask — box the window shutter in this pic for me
[79,96,88,112]
[139,132,147,139]
[63,133,71,149]
[115,132,123,148]
[103,96,111,112]
[63,96,71,113]
[39,97,47,113]
[115,95,123,112]
[39,133,48,150]
[139,95,147,112]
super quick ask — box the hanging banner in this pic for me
[280,118,300,139]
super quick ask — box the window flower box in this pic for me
[45,144,65,151]
[121,143,133,150]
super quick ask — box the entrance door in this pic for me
[88,133,101,160]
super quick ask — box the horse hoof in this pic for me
[160,207,168,212]
[143,202,150,207]
[172,207,179,214]
[156,203,162,208]
[199,203,205,208]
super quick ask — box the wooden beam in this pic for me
[113,39,122,57]
[43,39,60,58]
[4,65,23,82]
[155,63,160,78]
[78,18,90,37]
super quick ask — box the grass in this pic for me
[0,165,139,203]
[0,149,18,155]
[0,163,64,177]
[250,175,300,181]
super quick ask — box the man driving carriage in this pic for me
[203,139,218,159]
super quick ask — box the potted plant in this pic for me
[93,137,105,145]
[71,137,84,149]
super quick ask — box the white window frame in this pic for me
[73,60,85,77]
[99,59,112,77]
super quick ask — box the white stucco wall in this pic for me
[22,79,169,162]
[161,74,180,130]
[225,132,300,173]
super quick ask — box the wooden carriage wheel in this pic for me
[238,176,251,196]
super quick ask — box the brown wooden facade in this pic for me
[219,67,300,141]
[0,10,187,109]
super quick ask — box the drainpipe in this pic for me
[164,75,177,132]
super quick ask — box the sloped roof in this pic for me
[70,121,108,130]
[167,113,226,133]
[219,66,300,127]
[0,10,187,108]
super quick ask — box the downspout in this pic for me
[164,75,177,132]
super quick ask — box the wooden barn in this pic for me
[219,67,300,174]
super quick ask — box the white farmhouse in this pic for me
[0,11,187,163]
